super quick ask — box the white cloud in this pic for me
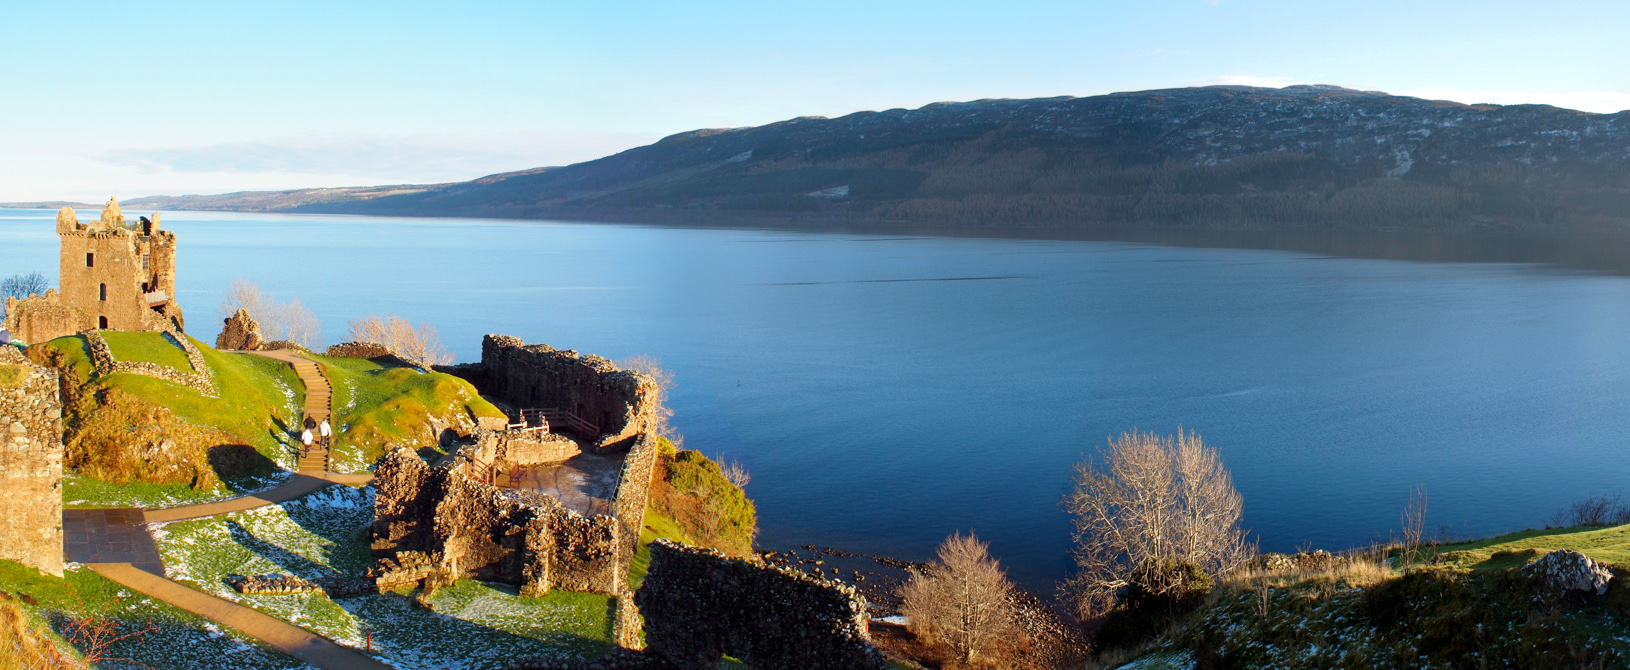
[94,131,654,183]
[1389,87,1630,114]
[1194,75,1301,88]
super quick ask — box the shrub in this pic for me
[1095,558,1212,651]
[649,446,757,556]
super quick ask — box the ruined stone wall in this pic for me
[635,540,888,670]
[54,202,183,333]
[611,432,660,580]
[2,290,92,345]
[473,430,583,466]
[371,446,623,595]
[0,347,63,576]
[445,335,659,453]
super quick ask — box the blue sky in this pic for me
[2,0,1627,201]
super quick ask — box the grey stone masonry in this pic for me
[0,346,64,575]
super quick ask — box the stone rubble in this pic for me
[1522,549,1613,596]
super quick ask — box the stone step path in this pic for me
[89,563,395,670]
[247,349,334,473]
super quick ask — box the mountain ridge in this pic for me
[19,85,1630,231]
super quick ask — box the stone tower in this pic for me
[53,197,184,333]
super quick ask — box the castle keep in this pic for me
[3,198,183,343]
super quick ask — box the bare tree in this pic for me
[1,271,50,301]
[1064,429,1253,617]
[899,532,1019,668]
[1399,486,1429,567]
[618,354,678,441]
[718,457,751,489]
[219,280,322,349]
[347,314,452,367]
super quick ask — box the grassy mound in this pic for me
[33,333,303,507]
[0,559,303,670]
[647,438,757,557]
[99,330,193,373]
[1114,525,1630,669]
[312,354,505,471]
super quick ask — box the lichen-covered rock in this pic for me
[216,308,263,351]
[1523,549,1613,595]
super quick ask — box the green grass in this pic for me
[310,354,504,472]
[629,508,691,592]
[1423,523,1630,570]
[45,333,304,508]
[155,484,615,667]
[99,330,193,373]
[0,559,303,670]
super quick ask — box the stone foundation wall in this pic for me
[84,330,216,396]
[441,335,659,453]
[371,446,623,595]
[0,347,63,576]
[474,430,583,466]
[634,540,888,670]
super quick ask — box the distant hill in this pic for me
[56,86,1630,231]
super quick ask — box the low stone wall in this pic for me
[0,347,64,576]
[473,430,583,466]
[610,432,660,580]
[371,446,623,595]
[441,335,659,453]
[635,540,888,670]
[83,329,216,396]
[325,341,418,368]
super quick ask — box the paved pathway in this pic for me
[63,508,163,574]
[64,351,385,669]
[89,563,395,670]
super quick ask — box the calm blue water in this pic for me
[6,207,1630,589]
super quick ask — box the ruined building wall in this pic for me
[635,540,888,670]
[3,290,93,345]
[0,347,63,576]
[444,334,658,453]
[371,446,623,595]
[54,201,183,333]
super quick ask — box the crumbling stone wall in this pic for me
[371,446,622,595]
[635,540,888,670]
[216,308,263,351]
[0,346,64,576]
[55,200,184,333]
[2,290,92,345]
[473,429,583,466]
[441,335,658,453]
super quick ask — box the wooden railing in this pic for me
[514,407,598,439]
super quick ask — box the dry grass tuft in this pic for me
[0,600,80,670]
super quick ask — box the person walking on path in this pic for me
[300,426,314,456]
[318,418,332,448]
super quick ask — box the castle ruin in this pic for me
[3,198,183,343]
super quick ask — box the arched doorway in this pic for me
[98,316,108,329]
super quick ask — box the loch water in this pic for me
[7,207,1630,590]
